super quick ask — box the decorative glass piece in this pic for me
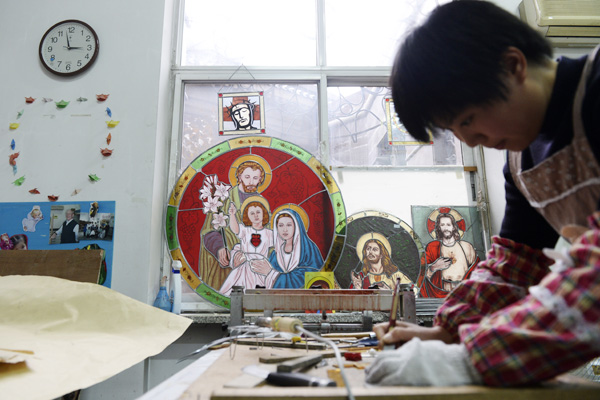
[166,136,346,309]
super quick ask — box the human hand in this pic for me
[351,272,362,289]
[373,322,453,348]
[365,338,481,386]
[250,259,272,275]
[232,251,246,268]
[229,203,237,216]
[217,248,230,266]
[430,257,452,272]
[377,281,391,290]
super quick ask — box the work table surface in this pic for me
[175,343,600,400]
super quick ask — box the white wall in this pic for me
[0,0,171,304]
[0,1,177,398]
[335,167,473,223]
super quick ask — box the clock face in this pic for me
[39,20,99,76]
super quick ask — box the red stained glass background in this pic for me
[176,147,335,277]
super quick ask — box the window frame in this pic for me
[169,0,477,173]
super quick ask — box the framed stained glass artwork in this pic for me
[166,136,346,309]
[385,97,432,146]
[333,210,424,291]
[218,92,265,136]
[411,206,485,298]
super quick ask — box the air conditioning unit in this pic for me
[519,0,600,47]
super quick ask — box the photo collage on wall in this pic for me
[0,201,115,287]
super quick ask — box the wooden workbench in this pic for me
[179,344,600,400]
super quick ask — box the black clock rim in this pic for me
[38,19,100,77]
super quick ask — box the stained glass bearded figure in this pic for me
[350,235,412,290]
[200,158,270,290]
[227,98,256,130]
[419,212,479,297]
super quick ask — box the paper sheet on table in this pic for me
[0,275,192,400]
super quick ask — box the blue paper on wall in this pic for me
[0,201,116,287]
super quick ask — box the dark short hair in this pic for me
[390,0,552,142]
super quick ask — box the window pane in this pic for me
[325,0,449,67]
[327,86,462,167]
[181,82,320,172]
[182,0,316,66]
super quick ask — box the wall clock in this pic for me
[39,20,99,76]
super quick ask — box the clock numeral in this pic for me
[68,27,75,34]
[86,35,91,42]
[87,44,92,51]
[66,63,71,71]
[47,46,53,52]
[51,37,58,43]
[85,54,90,60]
[77,60,82,67]
[57,30,64,37]
[57,61,62,68]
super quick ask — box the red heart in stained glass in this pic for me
[251,233,261,247]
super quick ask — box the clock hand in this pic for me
[66,34,71,49]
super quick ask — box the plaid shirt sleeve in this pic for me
[459,213,600,386]
[434,236,554,343]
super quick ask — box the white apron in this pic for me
[509,46,600,241]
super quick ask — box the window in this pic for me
[173,0,458,172]
[325,0,442,67]
[327,85,462,167]
[181,0,317,67]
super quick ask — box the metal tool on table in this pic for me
[239,340,336,388]
[201,316,336,389]
[242,365,337,387]
[276,354,324,372]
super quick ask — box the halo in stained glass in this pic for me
[333,210,424,289]
[166,136,346,309]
